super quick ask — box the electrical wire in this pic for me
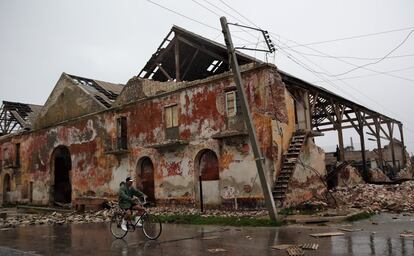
[147,0,414,139]
[311,65,414,83]
[326,29,414,77]
[213,1,414,137]
[288,51,414,61]
[280,26,414,49]
[145,0,254,45]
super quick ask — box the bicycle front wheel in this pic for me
[110,212,128,239]
[141,213,162,240]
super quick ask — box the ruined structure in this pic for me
[0,26,408,209]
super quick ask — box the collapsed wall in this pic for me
[283,138,327,208]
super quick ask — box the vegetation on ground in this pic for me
[345,211,374,222]
[156,214,285,227]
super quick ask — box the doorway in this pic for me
[3,174,11,204]
[137,157,155,202]
[196,149,220,207]
[51,146,72,204]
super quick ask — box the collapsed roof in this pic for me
[0,101,42,135]
[67,74,124,108]
[139,25,402,133]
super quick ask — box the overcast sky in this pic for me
[1,0,413,154]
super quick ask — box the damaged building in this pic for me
[0,26,410,210]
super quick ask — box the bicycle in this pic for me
[110,196,162,240]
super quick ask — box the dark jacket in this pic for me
[118,184,145,209]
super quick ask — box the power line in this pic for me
[311,65,414,83]
[327,29,414,77]
[192,0,259,41]
[146,0,219,31]
[145,0,254,45]
[149,0,414,137]
[274,31,414,83]
[280,26,414,49]
[213,2,414,133]
[218,0,260,28]
[287,51,414,61]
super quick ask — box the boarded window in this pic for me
[225,91,237,117]
[116,117,128,150]
[165,105,179,128]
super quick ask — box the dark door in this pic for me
[52,146,72,204]
[3,174,11,204]
[199,150,220,206]
[141,158,155,202]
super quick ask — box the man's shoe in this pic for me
[121,219,127,231]
[136,219,143,227]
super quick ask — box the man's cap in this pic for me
[126,177,133,182]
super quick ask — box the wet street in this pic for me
[0,213,414,255]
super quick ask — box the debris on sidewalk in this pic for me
[400,232,414,238]
[331,181,414,213]
[286,246,304,256]
[300,243,319,250]
[207,248,227,253]
[270,244,294,250]
[338,228,363,232]
[202,236,220,240]
[310,231,345,237]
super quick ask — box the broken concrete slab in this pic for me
[309,232,345,238]
[338,228,363,232]
[207,248,227,253]
[202,236,220,240]
[270,244,294,250]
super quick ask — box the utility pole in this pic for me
[220,16,278,221]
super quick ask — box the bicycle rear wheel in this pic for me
[141,213,162,240]
[110,212,128,239]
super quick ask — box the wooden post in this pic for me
[175,39,181,81]
[374,117,384,169]
[398,123,406,168]
[387,122,397,168]
[337,126,345,161]
[356,111,368,181]
[333,104,346,162]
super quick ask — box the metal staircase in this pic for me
[273,132,308,205]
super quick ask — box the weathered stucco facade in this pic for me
[0,64,304,209]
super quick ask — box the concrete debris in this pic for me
[207,248,227,253]
[400,232,414,238]
[0,209,114,229]
[202,236,220,240]
[270,244,294,250]
[149,206,268,218]
[309,232,345,238]
[332,181,414,213]
[338,228,363,232]
[0,205,270,230]
[300,243,319,250]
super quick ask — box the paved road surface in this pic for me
[0,213,413,255]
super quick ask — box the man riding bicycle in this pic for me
[118,177,146,231]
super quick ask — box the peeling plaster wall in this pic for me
[284,139,327,208]
[0,65,297,208]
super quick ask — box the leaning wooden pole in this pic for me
[220,16,278,221]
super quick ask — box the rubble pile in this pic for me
[332,181,414,213]
[0,206,268,230]
[0,209,114,229]
[149,206,268,218]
